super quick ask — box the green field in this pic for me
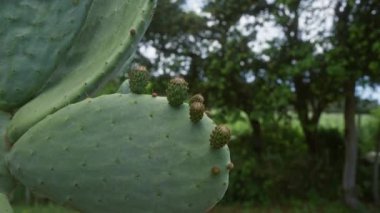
[289,113,374,131]
[319,113,374,131]
[289,113,376,152]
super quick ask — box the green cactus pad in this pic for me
[0,111,15,195]
[166,77,189,107]
[7,0,157,143]
[117,80,131,94]
[0,193,13,213]
[6,94,230,213]
[0,0,92,111]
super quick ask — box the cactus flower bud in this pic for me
[189,102,205,123]
[166,77,188,107]
[210,125,231,149]
[128,66,150,94]
[189,94,204,104]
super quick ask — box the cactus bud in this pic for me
[128,66,150,94]
[189,102,205,123]
[227,162,234,171]
[210,125,231,149]
[189,94,204,104]
[130,28,136,36]
[166,77,188,107]
[211,166,221,175]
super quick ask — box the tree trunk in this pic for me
[304,128,318,154]
[342,80,360,208]
[293,75,323,154]
[374,139,380,205]
[250,119,263,154]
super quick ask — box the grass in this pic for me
[290,112,376,153]
[290,113,374,131]
[319,113,374,131]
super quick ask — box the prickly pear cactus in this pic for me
[118,80,131,94]
[7,93,231,212]
[0,112,15,195]
[7,0,156,143]
[1,1,232,212]
[0,193,12,213]
[0,0,92,110]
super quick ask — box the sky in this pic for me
[157,0,380,103]
[184,0,204,13]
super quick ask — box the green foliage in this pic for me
[370,108,380,140]
[213,110,380,206]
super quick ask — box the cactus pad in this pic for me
[0,0,92,110]
[0,111,15,195]
[0,193,13,213]
[6,94,230,213]
[7,0,157,143]
[117,80,131,94]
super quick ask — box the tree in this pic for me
[139,0,276,152]
[331,0,380,207]
[252,0,342,153]
[137,0,208,93]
